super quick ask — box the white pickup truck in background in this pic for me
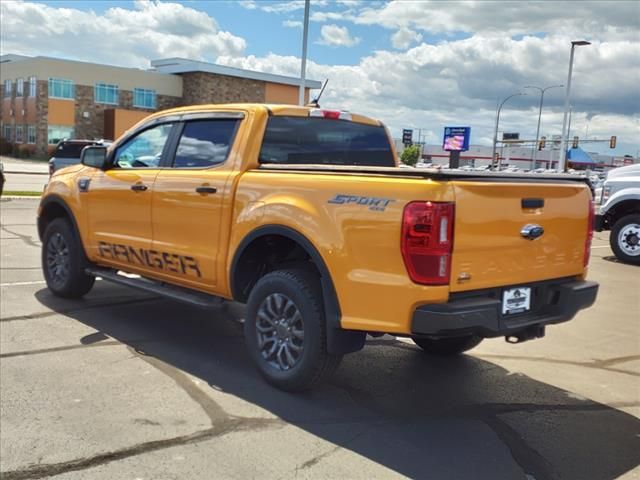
[595,163,640,264]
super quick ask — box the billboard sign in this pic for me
[443,126,470,151]
[402,129,413,145]
[502,132,520,140]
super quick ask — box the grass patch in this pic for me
[2,191,42,197]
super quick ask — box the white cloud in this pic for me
[238,0,258,9]
[310,10,356,22]
[282,20,303,29]
[0,0,246,68]
[259,0,328,14]
[317,24,361,47]
[217,33,640,154]
[391,27,423,50]
[354,1,640,40]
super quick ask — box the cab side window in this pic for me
[173,119,239,168]
[114,123,173,168]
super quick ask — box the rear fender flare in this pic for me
[231,225,365,355]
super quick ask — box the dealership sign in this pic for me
[402,129,413,145]
[443,126,470,151]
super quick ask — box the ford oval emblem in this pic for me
[521,224,544,240]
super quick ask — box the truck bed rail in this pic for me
[258,164,591,184]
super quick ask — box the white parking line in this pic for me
[0,278,102,287]
[591,245,611,249]
[0,280,47,287]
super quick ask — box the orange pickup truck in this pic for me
[38,104,598,390]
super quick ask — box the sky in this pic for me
[1,0,639,156]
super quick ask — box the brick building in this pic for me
[0,54,321,157]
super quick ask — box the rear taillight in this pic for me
[584,200,595,267]
[401,201,454,285]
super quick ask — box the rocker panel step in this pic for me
[86,268,224,309]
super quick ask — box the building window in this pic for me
[4,79,12,97]
[95,83,119,105]
[133,88,156,109]
[16,125,24,144]
[48,125,74,144]
[29,76,36,97]
[3,125,11,141]
[27,125,36,144]
[48,78,74,99]
[16,78,24,97]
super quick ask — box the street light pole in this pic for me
[298,0,310,106]
[491,92,526,170]
[559,40,591,171]
[524,84,563,170]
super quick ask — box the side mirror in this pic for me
[81,146,108,169]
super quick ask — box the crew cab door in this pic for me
[86,122,176,272]
[150,114,244,292]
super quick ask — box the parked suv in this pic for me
[595,163,640,264]
[49,139,111,175]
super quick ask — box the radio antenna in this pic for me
[307,79,329,108]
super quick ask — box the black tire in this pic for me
[411,335,483,356]
[244,269,342,391]
[610,214,640,265]
[42,218,95,298]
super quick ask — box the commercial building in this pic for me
[0,54,321,156]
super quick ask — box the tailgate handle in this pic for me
[522,198,544,209]
[196,186,217,194]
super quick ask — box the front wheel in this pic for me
[411,335,483,356]
[244,269,342,391]
[42,218,95,298]
[610,214,640,265]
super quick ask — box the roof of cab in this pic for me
[142,103,381,126]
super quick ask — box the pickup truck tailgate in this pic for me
[450,181,591,292]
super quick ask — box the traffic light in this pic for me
[572,136,579,148]
[538,136,546,150]
[610,136,617,149]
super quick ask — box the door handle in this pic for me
[131,184,148,192]
[196,186,217,194]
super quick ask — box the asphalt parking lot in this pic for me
[1,197,639,480]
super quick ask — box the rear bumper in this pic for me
[411,279,598,338]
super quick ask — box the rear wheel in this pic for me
[610,214,640,265]
[411,335,483,356]
[42,218,95,298]
[244,269,342,391]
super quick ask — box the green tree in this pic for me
[400,144,420,166]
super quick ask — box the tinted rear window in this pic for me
[173,119,239,168]
[54,142,95,158]
[259,117,395,167]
